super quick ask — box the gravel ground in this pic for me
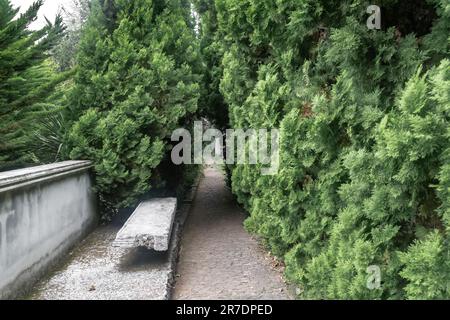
[173,167,291,300]
[27,195,194,301]
[28,223,174,300]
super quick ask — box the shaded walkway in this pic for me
[173,167,291,300]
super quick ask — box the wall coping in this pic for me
[0,161,93,193]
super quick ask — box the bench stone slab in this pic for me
[113,198,177,251]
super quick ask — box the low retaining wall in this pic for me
[0,161,98,299]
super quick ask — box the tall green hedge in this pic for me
[208,0,450,299]
[193,0,229,130]
[66,0,202,211]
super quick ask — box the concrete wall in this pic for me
[0,161,97,299]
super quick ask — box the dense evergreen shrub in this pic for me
[193,0,228,130]
[66,0,202,212]
[206,0,450,299]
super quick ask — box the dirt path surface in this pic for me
[173,167,291,300]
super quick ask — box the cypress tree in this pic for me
[0,0,65,170]
[66,0,202,212]
[193,0,228,130]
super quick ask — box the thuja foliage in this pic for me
[0,0,66,170]
[205,0,450,299]
[192,0,228,130]
[66,0,202,211]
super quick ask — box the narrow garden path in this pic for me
[173,167,291,300]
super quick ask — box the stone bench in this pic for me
[113,198,177,251]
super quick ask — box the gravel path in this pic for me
[27,199,189,301]
[173,167,291,300]
[28,224,175,300]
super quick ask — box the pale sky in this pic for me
[10,0,72,29]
